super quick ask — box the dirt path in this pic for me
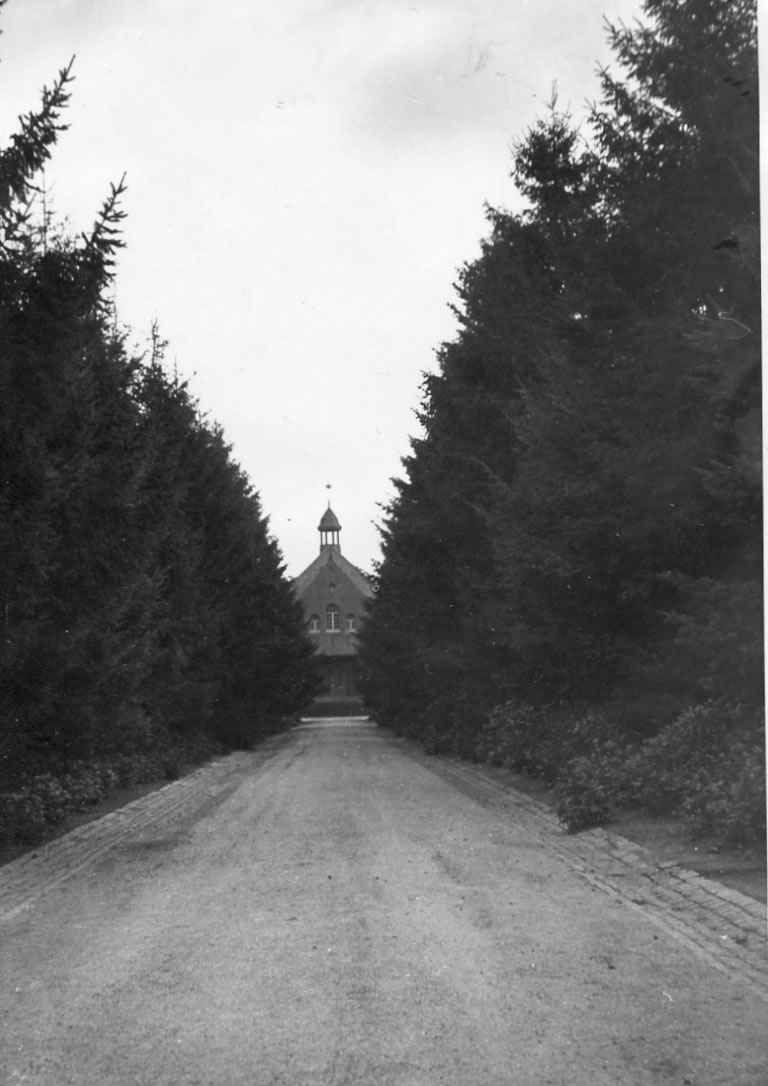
[1,721,765,1085]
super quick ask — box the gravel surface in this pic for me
[1,720,766,1085]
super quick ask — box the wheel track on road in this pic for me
[419,752,768,1002]
[3,730,765,1003]
[0,739,296,924]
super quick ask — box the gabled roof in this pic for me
[293,547,374,599]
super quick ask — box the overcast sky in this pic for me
[0,0,644,575]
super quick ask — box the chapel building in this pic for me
[293,505,374,712]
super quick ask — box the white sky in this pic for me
[0,0,644,575]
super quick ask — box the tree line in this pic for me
[1,8,317,841]
[360,0,763,838]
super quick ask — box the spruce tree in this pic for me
[361,0,760,750]
[2,11,317,789]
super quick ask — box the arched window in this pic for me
[346,614,356,632]
[326,604,340,632]
[309,615,320,634]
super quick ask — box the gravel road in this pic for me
[1,720,766,1085]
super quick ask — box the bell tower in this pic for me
[318,486,341,551]
[318,505,341,550]
[293,492,374,715]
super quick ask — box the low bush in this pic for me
[32,775,73,824]
[545,699,765,842]
[476,701,622,785]
[554,734,628,832]
[680,738,766,844]
[554,755,615,832]
[0,732,223,850]
[0,790,48,846]
[58,765,108,811]
[620,701,764,824]
[474,701,564,779]
[112,751,166,788]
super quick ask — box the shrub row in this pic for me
[474,702,618,781]
[474,699,765,845]
[0,734,223,849]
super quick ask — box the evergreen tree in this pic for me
[1,47,150,773]
[494,0,761,720]
[361,0,760,751]
[2,11,317,791]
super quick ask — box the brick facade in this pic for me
[293,506,374,709]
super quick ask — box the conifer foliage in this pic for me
[360,0,762,835]
[1,7,316,800]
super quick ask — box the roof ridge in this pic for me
[292,547,374,598]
